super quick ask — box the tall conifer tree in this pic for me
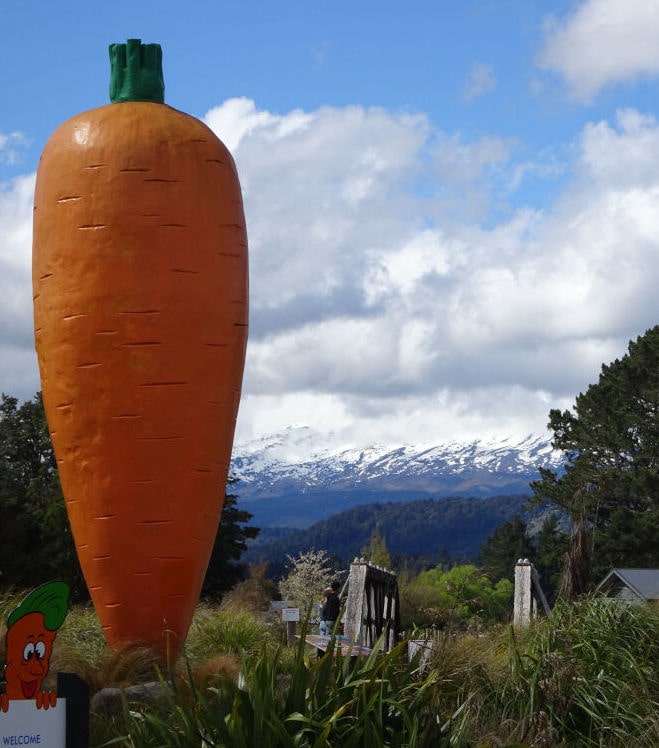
[532,325,659,583]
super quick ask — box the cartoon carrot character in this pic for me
[1,582,69,712]
[32,40,248,660]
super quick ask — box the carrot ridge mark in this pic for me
[155,556,186,561]
[136,435,184,441]
[57,196,82,202]
[138,381,186,387]
[78,224,108,230]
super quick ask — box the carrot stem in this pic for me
[109,38,165,104]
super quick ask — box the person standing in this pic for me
[319,587,332,635]
[320,581,341,636]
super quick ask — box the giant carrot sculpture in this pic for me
[32,40,248,660]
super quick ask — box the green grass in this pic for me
[2,590,657,746]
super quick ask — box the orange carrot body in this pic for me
[32,79,248,658]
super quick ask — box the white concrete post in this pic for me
[514,558,532,626]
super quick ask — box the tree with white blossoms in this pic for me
[278,549,336,612]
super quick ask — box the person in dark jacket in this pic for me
[320,581,341,636]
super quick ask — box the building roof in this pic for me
[596,568,659,601]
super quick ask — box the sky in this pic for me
[2,0,659,457]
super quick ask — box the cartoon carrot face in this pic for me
[1,582,69,712]
[32,40,248,661]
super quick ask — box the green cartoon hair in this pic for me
[7,581,70,631]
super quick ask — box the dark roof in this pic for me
[596,568,659,601]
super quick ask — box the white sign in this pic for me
[281,607,300,622]
[0,699,66,747]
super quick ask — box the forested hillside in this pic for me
[244,494,540,573]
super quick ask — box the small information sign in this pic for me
[281,607,300,622]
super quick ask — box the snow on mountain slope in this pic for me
[229,427,564,527]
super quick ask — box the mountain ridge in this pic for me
[230,428,564,528]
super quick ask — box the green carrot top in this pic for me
[109,38,165,104]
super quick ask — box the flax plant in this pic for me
[103,630,454,747]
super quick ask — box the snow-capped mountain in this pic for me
[230,427,564,528]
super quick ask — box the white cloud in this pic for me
[0,175,37,398]
[0,131,28,165]
[463,63,497,100]
[2,98,658,452]
[577,109,659,186]
[204,97,312,153]
[538,0,659,101]
[204,99,659,447]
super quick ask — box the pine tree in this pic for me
[531,325,659,586]
[479,515,533,583]
[533,513,569,602]
[201,483,260,599]
[361,527,393,569]
[0,392,82,593]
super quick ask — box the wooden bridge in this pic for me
[343,558,400,652]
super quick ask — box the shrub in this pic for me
[278,549,336,611]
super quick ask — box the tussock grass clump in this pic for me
[0,588,22,623]
[439,596,659,747]
[183,598,277,667]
